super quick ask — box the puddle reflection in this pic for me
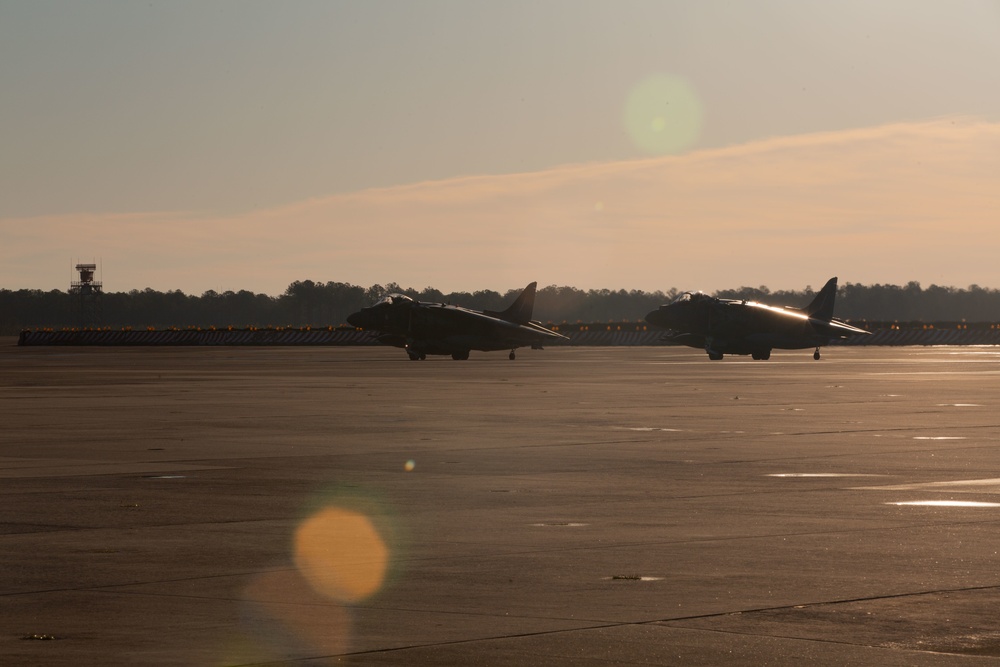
[614,427,683,432]
[531,522,588,527]
[769,473,886,478]
[889,500,1000,508]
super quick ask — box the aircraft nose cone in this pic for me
[645,308,668,328]
[347,311,364,328]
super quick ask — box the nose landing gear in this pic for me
[813,347,821,360]
[405,342,427,361]
[705,337,724,360]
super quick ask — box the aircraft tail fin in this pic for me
[489,282,537,324]
[805,277,838,321]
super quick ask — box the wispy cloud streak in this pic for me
[4,118,999,294]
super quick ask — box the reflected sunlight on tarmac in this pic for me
[14,346,1000,665]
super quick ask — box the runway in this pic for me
[4,341,1000,665]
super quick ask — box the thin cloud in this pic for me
[3,117,998,294]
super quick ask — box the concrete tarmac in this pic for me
[4,341,1000,665]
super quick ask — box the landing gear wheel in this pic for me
[408,352,421,361]
[707,351,724,361]
[813,348,821,361]
[451,351,469,360]
[509,350,516,360]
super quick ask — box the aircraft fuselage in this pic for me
[645,278,869,360]
[346,283,566,360]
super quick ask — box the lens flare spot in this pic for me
[294,507,388,603]
[404,460,415,472]
[241,569,351,658]
[624,74,702,155]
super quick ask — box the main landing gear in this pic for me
[407,351,426,361]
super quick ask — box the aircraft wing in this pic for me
[814,318,870,339]
[452,317,568,351]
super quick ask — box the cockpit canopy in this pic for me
[374,293,416,307]
[671,291,710,305]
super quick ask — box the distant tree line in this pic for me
[715,281,1000,323]
[4,279,1000,334]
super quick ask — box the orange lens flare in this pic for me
[293,507,389,603]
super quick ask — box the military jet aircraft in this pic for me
[645,277,869,360]
[346,282,567,360]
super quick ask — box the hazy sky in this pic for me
[3,1,999,295]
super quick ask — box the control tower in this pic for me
[69,263,103,328]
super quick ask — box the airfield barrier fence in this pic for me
[16,322,1000,347]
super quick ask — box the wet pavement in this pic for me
[3,342,1000,665]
